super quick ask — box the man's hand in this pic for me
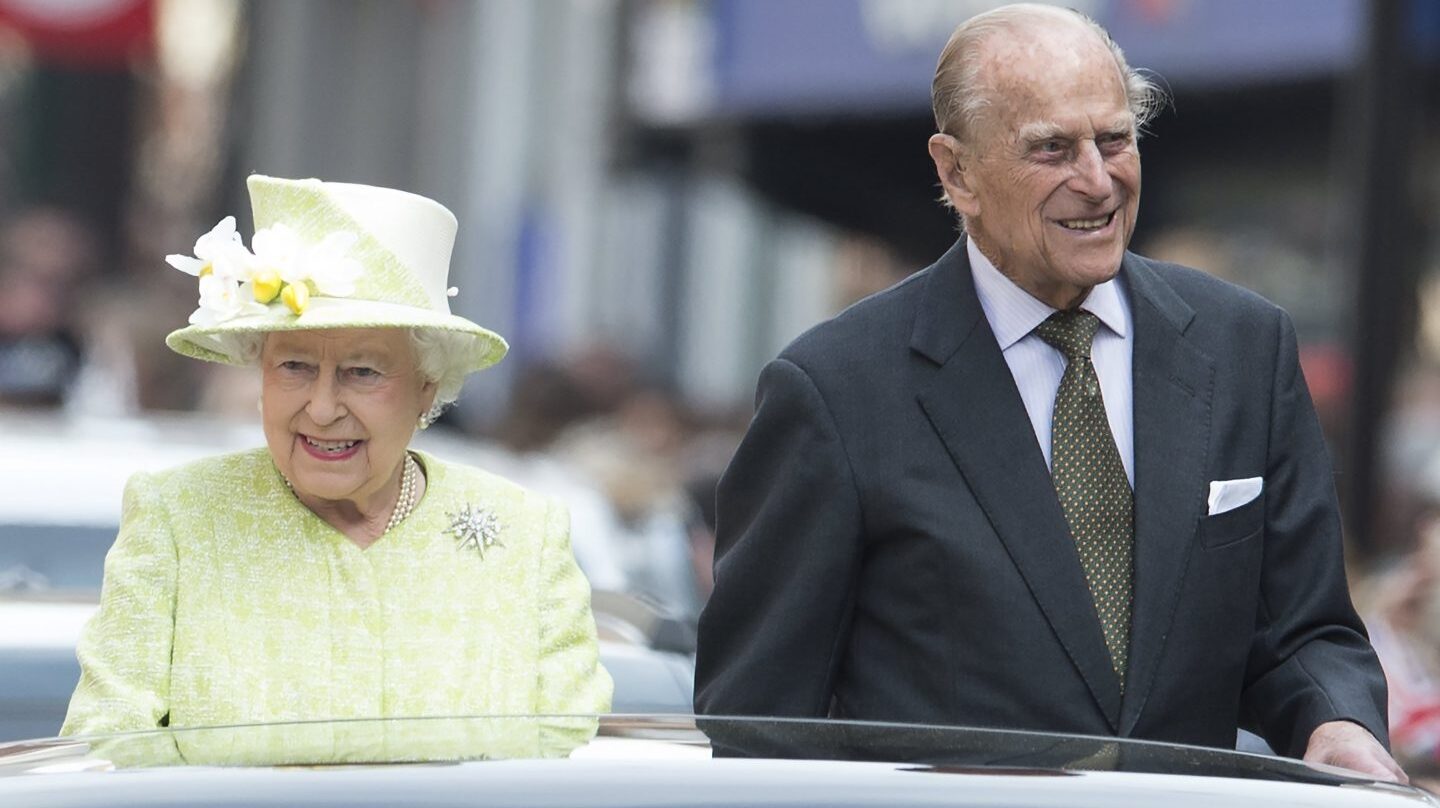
[1303,720,1408,783]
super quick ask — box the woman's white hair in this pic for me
[408,328,472,407]
[214,327,473,407]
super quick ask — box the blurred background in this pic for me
[7,0,1440,767]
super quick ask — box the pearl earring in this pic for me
[418,401,444,430]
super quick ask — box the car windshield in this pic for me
[0,715,1380,789]
[0,523,112,594]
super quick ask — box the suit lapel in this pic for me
[912,240,1123,730]
[1116,254,1215,734]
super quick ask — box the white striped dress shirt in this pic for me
[967,239,1135,485]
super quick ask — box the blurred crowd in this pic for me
[483,345,746,622]
[0,204,201,415]
[1355,368,1440,780]
[0,207,95,408]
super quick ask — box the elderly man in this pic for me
[695,3,1402,781]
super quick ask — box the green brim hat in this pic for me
[165,175,507,373]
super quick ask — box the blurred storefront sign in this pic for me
[631,0,1370,122]
[0,0,153,69]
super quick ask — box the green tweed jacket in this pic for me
[62,448,612,745]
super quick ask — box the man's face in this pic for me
[946,30,1141,309]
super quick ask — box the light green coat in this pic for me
[62,448,612,753]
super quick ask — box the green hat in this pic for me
[164,175,507,373]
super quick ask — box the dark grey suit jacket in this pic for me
[694,239,1388,757]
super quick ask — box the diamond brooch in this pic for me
[446,504,503,557]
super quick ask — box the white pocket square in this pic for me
[1207,477,1263,516]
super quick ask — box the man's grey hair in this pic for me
[213,327,473,407]
[931,4,1166,146]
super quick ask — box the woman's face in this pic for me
[260,328,436,507]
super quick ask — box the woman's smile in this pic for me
[297,434,364,461]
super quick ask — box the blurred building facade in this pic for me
[232,0,834,420]
[232,1,1409,407]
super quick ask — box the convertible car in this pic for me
[0,715,1432,807]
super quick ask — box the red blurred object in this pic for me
[1127,0,1183,26]
[1299,342,1353,414]
[0,0,153,69]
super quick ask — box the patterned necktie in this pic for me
[1034,308,1133,685]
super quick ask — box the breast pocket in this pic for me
[1197,493,1265,550]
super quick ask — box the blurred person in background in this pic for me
[491,347,731,621]
[0,207,97,408]
[676,421,747,615]
[492,359,604,454]
[486,356,630,594]
[1364,511,1440,779]
[833,234,913,310]
[65,282,209,416]
[695,3,1400,779]
[62,175,611,745]
[681,470,720,608]
[553,378,697,615]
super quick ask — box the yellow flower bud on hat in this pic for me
[251,268,283,303]
[281,280,310,315]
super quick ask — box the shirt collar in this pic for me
[966,237,1129,350]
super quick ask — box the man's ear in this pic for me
[927,133,980,217]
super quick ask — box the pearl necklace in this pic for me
[384,453,421,534]
[282,452,422,536]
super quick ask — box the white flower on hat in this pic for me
[246,223,302,307]
[250,224,361,313]
[248,222,302,266]
[169,216,265,326]
[294,231,361,297]
[190,271,266,326]
[169,213,363,322]
[165,216,248,280]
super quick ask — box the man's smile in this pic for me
[1055,210,1117,232]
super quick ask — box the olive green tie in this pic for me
[1035,308,1133,685]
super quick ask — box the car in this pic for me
[0,411,263,742]
[0,411,694,742]
[0,715,1432,807]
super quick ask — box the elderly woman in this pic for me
[61,176,612,745]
